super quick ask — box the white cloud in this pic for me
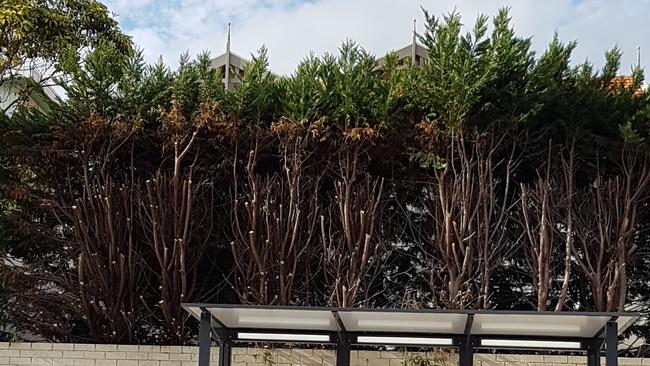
[104,0,650,76]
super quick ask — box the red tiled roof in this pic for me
[609,76,644,96]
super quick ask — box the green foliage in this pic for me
[3,5,650,348]
[229,46,280,126]
[282,54,324,124]
[195,53,225,105]
[0,0,131,78]
[419,9,493,131]
[282,41,394,133]
[61,39,132,115]
[331,41,387,129]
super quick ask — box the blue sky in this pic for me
[103,0,650,76]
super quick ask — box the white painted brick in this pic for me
[30,343,53,350]
[160,362,182,366]
[498,355,522,362]
[137,361,160,366]
[117,361,139,366]
[0,350,20,357]
[160,346,183,354]
[50,358,76,365]
[477,354,498,362]
[137,346,160,352]
[147,353,169,361]
[620,358,643,365]
[62,350,86,358]
[83,351,106,359]
[521,355,545,362]
[169,353,191,361]
[74,344,97,351]
[96,360,117,366]
[543,356,568,363]
[567,356,586,364]
[74,358,96,366]
[105,352,127,359]
[7,344,650,366]
[181,347,197,354]
[482,361,506,366]
[20,350,63,358]
[125,352,149,360]
[380,351,402,359]
[117,345,140,352]
[32,357,59,364]
[95,345,118,352]
[53,344,76,351]
[357,351,377,360]
[9,357,32,364]
[234,354,263,363]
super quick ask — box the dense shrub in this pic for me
[1,7,649,352]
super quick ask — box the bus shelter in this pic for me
[183,304,638,366]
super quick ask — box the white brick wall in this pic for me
[0,343,647,366]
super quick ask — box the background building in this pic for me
[210,23,249,91]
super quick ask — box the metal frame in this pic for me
[189,304,636,366]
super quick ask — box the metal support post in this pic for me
[336,333,351,366]
[459,337,475,366]
[587,338,603,366]
[605,321,618,366]
[199,309,212,366]
[217,331,233,366]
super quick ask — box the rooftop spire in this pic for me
[225,22,231,90]
[411,19,417,64]
[226,22,231,53]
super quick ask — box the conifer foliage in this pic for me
[1,6,650,351]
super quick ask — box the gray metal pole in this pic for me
[458,339,474,366]
[587,339,602,366]
[198,310,212,366]
[605,321,618,366]
[336,334,351,366]
[218,337,232,366]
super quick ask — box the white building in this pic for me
[210,23,249,92]
[1,70,61,116]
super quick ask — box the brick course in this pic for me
[0,343,644,366]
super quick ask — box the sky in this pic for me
[102,0,650,76]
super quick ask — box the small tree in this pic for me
[423,129,517,309]
[320,145,386,307]
[573,154,650,311]
[519,144,575,311]
[230,135,320,305]
[140,110,212,343]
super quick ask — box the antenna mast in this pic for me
[225,22,231,90]
[411,19,417,64]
